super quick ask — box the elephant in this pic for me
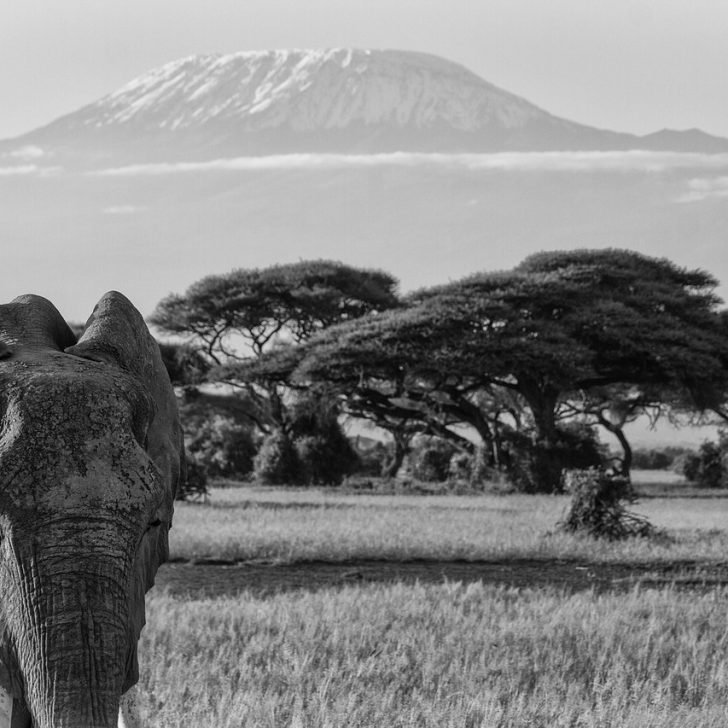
[0,292,184,728]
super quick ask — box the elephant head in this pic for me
[0,292,183,728]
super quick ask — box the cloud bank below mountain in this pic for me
[90,150,728,177]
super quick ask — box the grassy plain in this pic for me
[140,474,728,727]
[168,477,728,564]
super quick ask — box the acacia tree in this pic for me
[150,259,399,363]
[560,384,670,477]
[150,259,399,425]
[290,249,728,491]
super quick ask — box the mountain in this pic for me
[4,47,727,451]
[5,48,728,166]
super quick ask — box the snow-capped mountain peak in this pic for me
[10,48,728,161]
[71,48,549,134]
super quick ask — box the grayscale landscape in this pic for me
[3,4,728,727]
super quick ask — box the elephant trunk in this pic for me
[5,517,138,728]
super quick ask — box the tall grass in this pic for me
[168,486,728,564]
[138,582,728,727]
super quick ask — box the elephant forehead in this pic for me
[0,423,161,516]
[0,354,149,430]
[38,443,160,514]
[0,358,158,512]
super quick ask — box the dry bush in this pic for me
[559,468,654,540]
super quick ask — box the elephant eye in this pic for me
[148,518,162,530]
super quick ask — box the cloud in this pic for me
[0,164,60,177]
[7,145,45,161]
[0,165,39,176]
[103,204,145,214]
[676,176,728,203]
[459,151,728,173]
[91,150,728,177]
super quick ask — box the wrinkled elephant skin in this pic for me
[0,293,183,728]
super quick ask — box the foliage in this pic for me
[408,436,459,482]
[447,450,473,482]
[563,384,669,478]
[151,261,399,472]
[502,423,605,493]
[448,445,500,489]
[152,249,728,493]
[251,391,360,486]
[176,455,209,502]
[559,468,655,540]
[291,392,360,485]
[632,446,692,470]
[186,416,257,480]
[149,260,399,362]
[291,249,728,492]
[178,388,259,480]
[252,429,302,485]
[682,438,727,488]
[157,341,211,386]
[294,432,358,486]
[350,438,392,477]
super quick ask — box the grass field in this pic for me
[168,475,728,565]
[139,473,728,727]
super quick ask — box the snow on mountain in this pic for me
[6,48,728,162]
[42,49,552,133]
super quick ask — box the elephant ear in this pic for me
[0,294,76,354]
[65,291,183,506]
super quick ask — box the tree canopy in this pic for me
[287,249,728,490]
[149,259,399,363]
[150,249,728,491]
[150,260,401,482]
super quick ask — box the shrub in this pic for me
[186,416,257,480]
[448,451,472,482]
[632,446,692,470]
[470,446,495,486]
[176,455,210,502]
[559,468,654,540]
[409,437,458,482]
[178,388,260,481]
[285,390,360,485]
[682,440,726,488]
[632,448,671,470]
[502,423,605,493]
[351,439,391,477]
[295,431,358,485]
[447,446,498,490]
[253,429,303,485]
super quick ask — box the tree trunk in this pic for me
[452,397,497,465]
[517,379,563,492]
[598,416,633,478]
[382,432,410,478]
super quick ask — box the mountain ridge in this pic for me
[4,48,728,164]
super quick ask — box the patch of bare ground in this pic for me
[155,558,728,598]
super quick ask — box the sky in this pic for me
[2,0,727,449]
[2,0,728,140]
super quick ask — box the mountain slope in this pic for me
[5,48,728,163]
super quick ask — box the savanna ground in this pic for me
[138,472,728,727]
